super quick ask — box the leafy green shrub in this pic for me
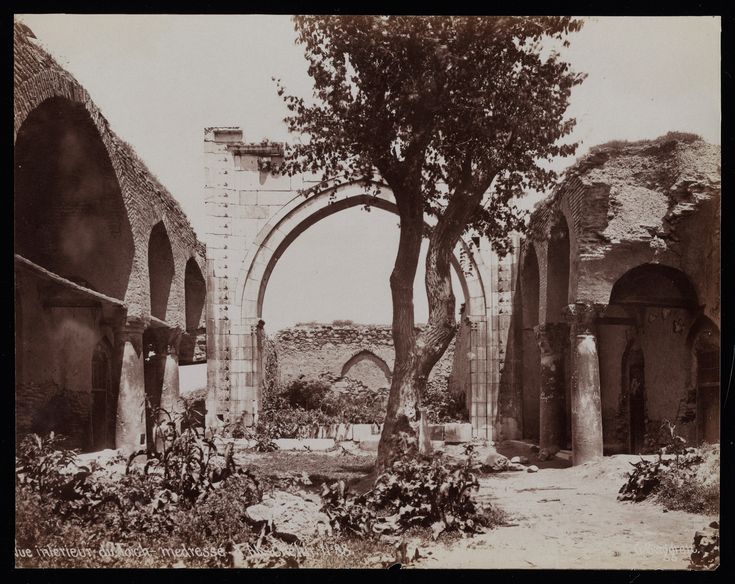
[618,440,719,514]
[320,387,388,424]
[16,432,79,493]
[321,441,501,539]
[283,378,332,411]
[15,470,262,568]
[15,420,265,567]
[423,380,468,424]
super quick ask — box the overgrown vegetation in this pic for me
[617,423,719,515]
[320,438,504,539]
[15,405,266,567]
[250,376,466,439]
[16,405,499,567]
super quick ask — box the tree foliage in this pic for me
[277,16,586,469]
[278,15,585,254]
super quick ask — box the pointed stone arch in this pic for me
[203,129,506,440]
[341,349,392,384]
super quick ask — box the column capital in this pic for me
[534,323,569,357]
[149,327,184,356]
[114,318,145,347]
[563,302,606,335]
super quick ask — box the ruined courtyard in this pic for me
[13,16,721,570]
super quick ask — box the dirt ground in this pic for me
[410,454,718,569]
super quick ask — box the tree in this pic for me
[277,16,585,471]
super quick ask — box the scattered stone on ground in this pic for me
[244,489,332,543]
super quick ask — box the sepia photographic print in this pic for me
[13,13,722,569]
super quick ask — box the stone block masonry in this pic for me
[202,126,520,442]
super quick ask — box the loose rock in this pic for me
[245,490,332,543]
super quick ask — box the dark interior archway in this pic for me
[15,97,134,450]
[610,264,699,309]
[688,316,720,444]
[621,339,646,453]
[185,258,206,332]
[14,97,134,298]
[520,246,540,440]
[91,339,115,450]
[148,222,175,321]
[608,264,700,451]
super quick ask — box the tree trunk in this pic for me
[376,210,462,473]
[376,214,423,473]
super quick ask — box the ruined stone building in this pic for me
[507,135,721,463]
[14,21,720,464]
[13,21,207,453]
[202,128,720,461]
[265,323,459,401]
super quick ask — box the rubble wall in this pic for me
[268,323,456,391]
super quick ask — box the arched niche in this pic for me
[341,350,392,388]
[610,264,699,309]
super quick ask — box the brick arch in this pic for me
[14,70,131,215]
[14,94,135,301]
[15,68,204,325]
[341,349,392,383]
[234,181,489,327]
[147,221,176,322]
[14,70,150,311]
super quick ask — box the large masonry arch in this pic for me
[203,127,518,440]
[236,184,487,322]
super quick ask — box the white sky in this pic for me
[16,15,721,331]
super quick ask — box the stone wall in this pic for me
[267,323,456,394]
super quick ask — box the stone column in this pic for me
[534,323,568,456]
[114,319,147,453]
[147,327,183,451]
[564,302,605,465]
[159,328,183,416]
